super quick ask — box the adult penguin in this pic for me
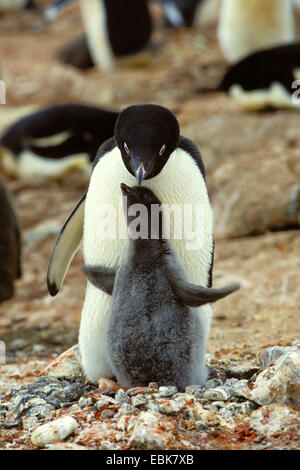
[0,176,21,302]
[0,103,118,178]
[217,0,295,64]
[58,0,152,72]
[219,43,300,111]
[0,0,35,12]
[217,0,300,110]
[47,104,214,383]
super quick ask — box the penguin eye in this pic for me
[124,142,130,154]
[159,144,166,156]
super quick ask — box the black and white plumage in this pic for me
[58,0,152,72]
[83,184,239,390]
[47,103,215,383]
[217,0,300,110]
[0,103,118,178]
[0,0,35,12]
[0,177,21,302]
[217,0,295,65]
[219,43,300,110]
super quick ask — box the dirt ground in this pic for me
[0,1,299,417]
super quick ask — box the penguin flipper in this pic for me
[170,278,240,307]
[82,265,117,296]
[47,192,86,296]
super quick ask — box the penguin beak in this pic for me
[135,162,147,186]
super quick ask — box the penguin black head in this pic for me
[120,183,163,239]
[115,104,180,185]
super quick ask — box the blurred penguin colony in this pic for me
[0,2,299,304]
[0,0,300,388]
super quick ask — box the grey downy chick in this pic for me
[83,184,239,391]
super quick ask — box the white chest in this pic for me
[83,146,214,285]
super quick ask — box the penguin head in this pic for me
[115,104,180,185]
[120,183,163,239]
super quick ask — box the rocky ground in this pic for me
[0,2,299,451]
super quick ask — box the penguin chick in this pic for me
[219,43,300,111]
[0,103,118,178]
[83,184,239,391]
[0,177,21,302]
[217,0,295,64]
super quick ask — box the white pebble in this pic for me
[31,416,78,448]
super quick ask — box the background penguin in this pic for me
[58,0,152,72]
[0,0,35,13]
[219,43,300,111]
[0,103,118,178]
[217,0,300,110]
[217,0,295,65]
[83,184,239,391]
[47,103,215,384]
[0,176,21,302]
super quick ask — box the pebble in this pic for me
[241,348,300,408]
[114,389,131,404]
[158,386,178,397]
[148,397,187,415]
[100,409,116,419]
[259,346,296,367]
[31,416,78,448]
[93,396,116,411]
[10,339,28,351]
[203,387,231,401]
[249,404,300,437]
[129,411,172,450]
[131,394,149,408]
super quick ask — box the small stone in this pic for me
[241,349,300,408]
[148,397,186,415]
[131,394,148,408]
[129,411,174,450]
[223,362,260,380]
[31,416,78,448]
[158,386,178,397]
[26,403,55,418]
[93,396,116,411]
[249,404,300,437]
[10,339,28,351]
[146,382,159,393]
[32,344,46,354]
[203,387,231,401]
[115,403,137,416]
[259,346,296,367]
[114,389,131,404]
[78,397,93,409]
[22,416,40,431]
[42,344,83,380]
[195,421,208,431]
[205,378,223,389]
[184,385,204,398]
[100,409,115,419]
